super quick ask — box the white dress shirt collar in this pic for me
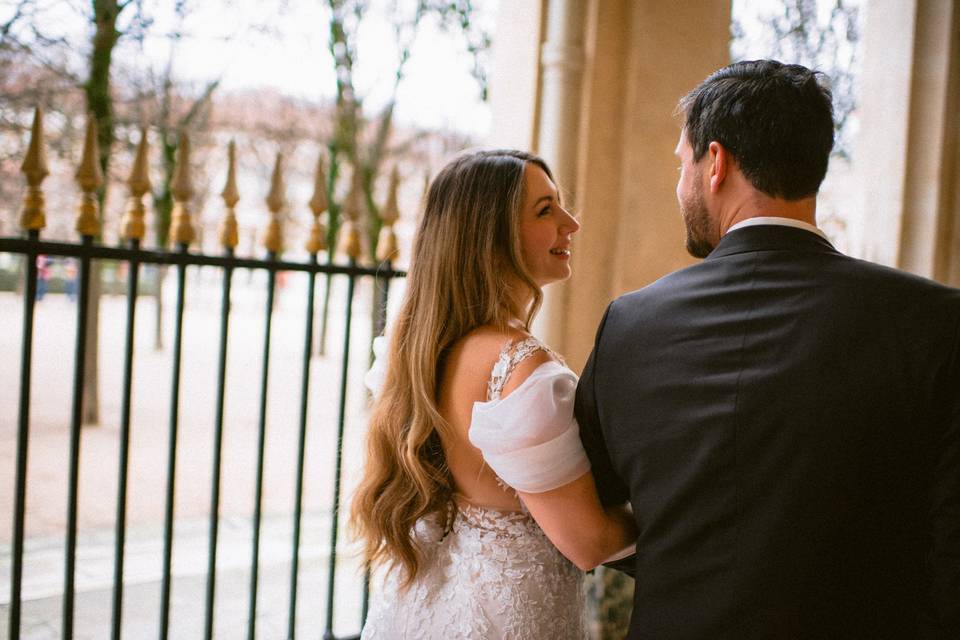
[726,216,828,241]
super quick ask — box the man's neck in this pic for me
[718,194,817,237]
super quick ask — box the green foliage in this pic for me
[586,567,635,639]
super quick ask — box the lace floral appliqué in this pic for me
[487,337,561,402]
[361,504,587,639]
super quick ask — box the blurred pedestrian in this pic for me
[64,258,78,301]
[36,254,49,301]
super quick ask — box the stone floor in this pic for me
[0,512,367,639]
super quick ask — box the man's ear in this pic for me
[708,141,728,194]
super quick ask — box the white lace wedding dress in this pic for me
[360,337,590,640]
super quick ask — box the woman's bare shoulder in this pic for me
[442,326,519,387]
[451,325,522,360]
[450,326,559,398]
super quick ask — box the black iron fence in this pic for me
[1,110,405,639]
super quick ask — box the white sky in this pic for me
[0,0,497,137]
[5,0,854,140]
[129,0,497,137]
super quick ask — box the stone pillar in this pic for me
[488,0,545,150]
[559,0,631,370]
[532,0,589,350]
[857,0,960,285]
[563,0,731,370]
[488,1,731,367]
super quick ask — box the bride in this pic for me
[352,149,636,639]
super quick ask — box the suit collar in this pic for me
[704,223,838,260]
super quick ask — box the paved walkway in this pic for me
[2,512,366,639]
[0,268,389,638]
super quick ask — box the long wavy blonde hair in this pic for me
[351,149,553,587]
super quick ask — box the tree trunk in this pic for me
[153,265,166,350]
[316,144,343,356]
[81,0,121,426]
[317,272,332,356]
[81,262,101,424]
[151,119,177,351]
[14,252,24,294]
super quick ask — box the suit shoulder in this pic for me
[843,256,960,308]
[611,262,705,310]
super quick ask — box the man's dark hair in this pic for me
[679,59,834,200]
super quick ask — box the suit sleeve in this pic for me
[575,303,629,508]
[929,307,960,633]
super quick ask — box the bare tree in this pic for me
[732,0,861,157]
[317,0,490,352]
[137,24,221,348]
[1,0,204,421]
[0,3,85,233]
[0,0,146,423]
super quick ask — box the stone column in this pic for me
[532,0,589,350]
[487,1,732,367]
[488,0,545,150]
[563,0,730,370]
[857,0,960,285]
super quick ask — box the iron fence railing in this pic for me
[2,109,405,640]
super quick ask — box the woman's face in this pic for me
[517,163,581,287]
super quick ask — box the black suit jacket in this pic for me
[576,225,960,639]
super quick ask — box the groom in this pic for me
[576,59,960,639]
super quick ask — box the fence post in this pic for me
[160,131,196,640]
[247,151,286,640]
[9,105,48,640]
[62,113,103,640]
[111,127,151,640]
[204,139,240,640]
[287,152,330,639]
[324,170,364,640]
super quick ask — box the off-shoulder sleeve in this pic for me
[469,362,591,493]
[364,335,389,400]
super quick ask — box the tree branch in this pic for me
[179,77,220,126]
[0,0,30,44]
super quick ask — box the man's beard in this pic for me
[680,182,714,259]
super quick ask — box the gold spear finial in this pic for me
[218,140,239,250]
[169,132,195,247]
[263,151,284,255]
[382,165,400,226]
[121,128,151,242]
[74,114,103,237]
[306,153,328,254]
[221,141,240,208]
[376,165,400,262]
[19,106,49,231]
[337,164,363,260]
[422,170,431,205]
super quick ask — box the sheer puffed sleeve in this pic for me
[469,362,591,493]
[364,335,389,400]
